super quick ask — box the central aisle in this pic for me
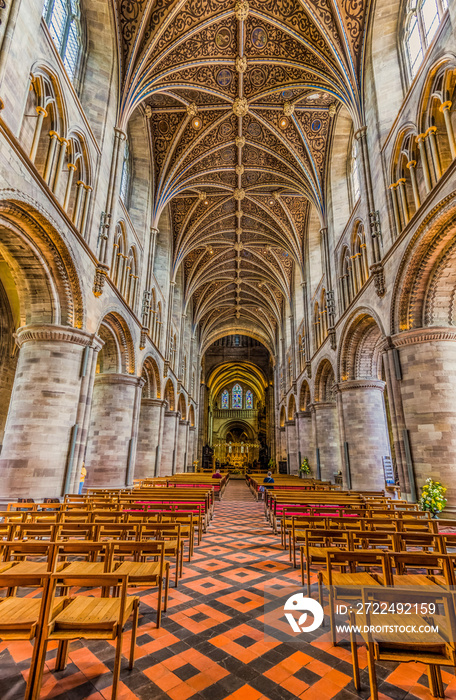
[8,480,445,700]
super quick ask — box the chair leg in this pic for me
[112,631,123,700]
[157,577,163,628]
[129,600,139,670]
[328,591,336,645]
[55,639,70,671]
[366,645,378,700]
[300,548,305,587]
[306,559,311,597]
[164,564,170,612]
[349,613,360,690]
[26,639,48,700]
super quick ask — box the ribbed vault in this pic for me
[110,0,371,346]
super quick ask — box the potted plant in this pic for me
[420,478,447,518]
[268,458,276,472]
[300,457,311,478]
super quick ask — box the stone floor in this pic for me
[1,480,455,699]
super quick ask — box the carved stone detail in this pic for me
[370,261,386,297]
[233,97,249,117]
[15,324,103,350]
[93,262,110,297]
[234,188,245,201]
[236,56,247,73]
[234,0,249,21]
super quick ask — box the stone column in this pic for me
[297,410,314,469]
[313,402,341,481]
[0,325,101,499]
[135,398,164,481]
[286,418,299,475]
[85,374,143,488]
[416,134,432,193]
[392,328,456,509]
[159,410,179,476]
[338,380,390,491]
[407,160,421,210]
[176,419,190,473]
[439,101,456,160]
[188,426,196,470]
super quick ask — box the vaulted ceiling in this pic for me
[111,0,371,353]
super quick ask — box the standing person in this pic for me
[263,471,275,490]
[79,463,87,495]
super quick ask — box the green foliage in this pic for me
[300,457,311,475]
[420,478,447,513]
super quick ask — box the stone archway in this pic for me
[313,359,341,481]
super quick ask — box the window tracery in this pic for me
[43,0,83,82]
[404,0,448,79]
[232,384,242,408]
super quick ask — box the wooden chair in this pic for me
[300,529,352,594]
[55,522,98,540]
[349,586,456,699]
[0,541,57,583]
[107,541,169,627]
[319,550,391,645]
[384,551,453,589]
[29,573,139,700]
[0,572,68,700]
[139,523,183,586]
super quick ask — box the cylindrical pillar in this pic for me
[416,135,432,194]
[338,380,390,491]
[63,163,77,211]
[85,374,143,488]
[79,185,93,238]
[159,410,179,476]
[176,419,190,473]
[426,126,442,180]
[72,180,85,227]
[440,101,456,160]
[297,410,314,467]
[286,419,299,475]
[0,325,98,499]
[30,106,47,162]
[312,402,341,481]
[407,160,421,211]
[43,131,59,185]
[393,328,456,510]
[397,178,409,226]
[389,183,401,235]
[52,137,68,193]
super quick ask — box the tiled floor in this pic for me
[1,480,455,699]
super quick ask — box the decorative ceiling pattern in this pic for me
[111,0,370,352]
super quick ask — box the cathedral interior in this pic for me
[0,0,456,698]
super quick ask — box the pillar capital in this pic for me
[94,373,145,388]
[14,324,104,351]
[36,106,47,117]
[338,378,385,393]
[439,100,452,113]
[354,125,367,140]
[391,327,456,348]
[406,160,417,169]
[425,125,438,136]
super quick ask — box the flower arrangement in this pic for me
[420,478,447,516]
[268,458,276,471]
[300,457,311,475]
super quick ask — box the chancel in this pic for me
[0,0,455,698]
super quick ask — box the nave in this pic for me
[1,480,454,700]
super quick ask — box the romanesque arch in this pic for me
[141,356,161,398]
[163,378,175,411]
[178,393,187,420]
[96,311,135,375]
[314,358,336,402]
[287,393,296,421]
[338,309,385,381]
[299,381,311,411]
[392,193,456,333]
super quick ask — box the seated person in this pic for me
[212,469,223,479]
[263,471,275,490]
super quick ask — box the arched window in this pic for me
[43,0,83,82]
[349,136,361,206]
[404,0,448,79]
[120,139,131,206]
[246,390,253,409]
[232,384,242,409]
[221,390,229,409]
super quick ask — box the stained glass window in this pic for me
[232,384,242,408]
[43,0,82,82]
[221,390,229,409]
[246,390,253,409]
